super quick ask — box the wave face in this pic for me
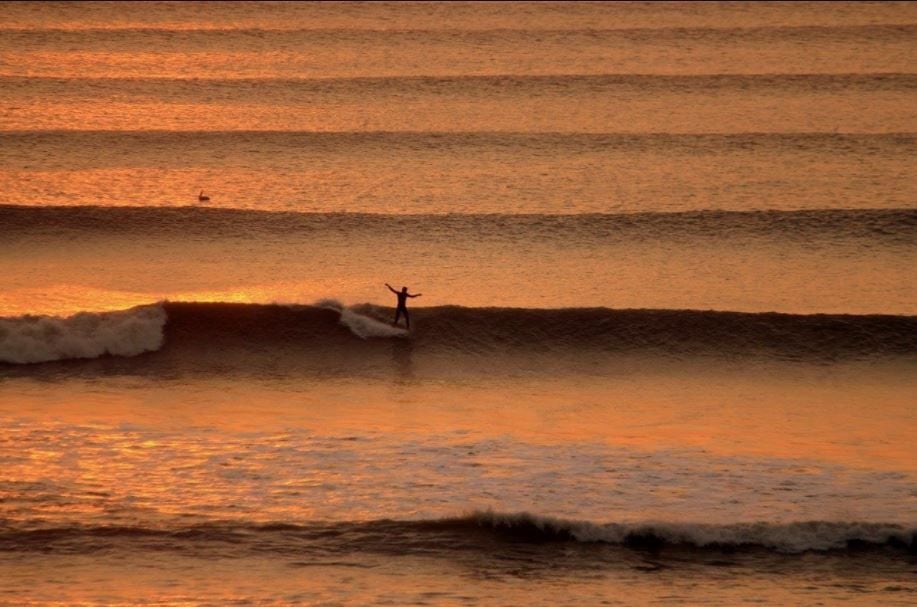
[2,512,913,557]
[1,302,915,367]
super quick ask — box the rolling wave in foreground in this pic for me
[3,511,913,557]
[1,301,915,365]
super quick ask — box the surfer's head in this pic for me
[401,286,408,293]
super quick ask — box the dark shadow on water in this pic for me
[391,337,415,384]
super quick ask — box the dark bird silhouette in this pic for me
[198,190,210,202]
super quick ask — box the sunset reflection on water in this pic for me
[2,1,916,605]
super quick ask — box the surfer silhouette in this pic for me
[385,283,421,329]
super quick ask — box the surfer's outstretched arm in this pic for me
[408,293,422,298]
[385,283,398,294]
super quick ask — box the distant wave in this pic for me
[5,73,915,99]
[4,130,914,155]
[2,512,913,556]
[3,23,914,39]
[2,302,915,366]
[2,205,914,245]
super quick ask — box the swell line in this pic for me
[3,73,915,95]
[2,23,914,38]
[4,129,914,143]
[2,302,915,367]
[1,512,913,556]
[2,205,914,244]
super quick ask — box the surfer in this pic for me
[385,283,421,329]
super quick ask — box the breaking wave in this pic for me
[0,304,166,364]
[2,512,913,556]
[463,510,916,553]
[315,298,408,339]
[1,301,915,366]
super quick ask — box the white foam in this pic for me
[316,299,407,339]
[314,298,345,312]
[0,304,167,364]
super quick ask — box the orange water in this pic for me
[1,2,915,605]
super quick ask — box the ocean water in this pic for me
[1,2,916,605]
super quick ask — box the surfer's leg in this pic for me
[393,308,402,326]
[404,309,410,329]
